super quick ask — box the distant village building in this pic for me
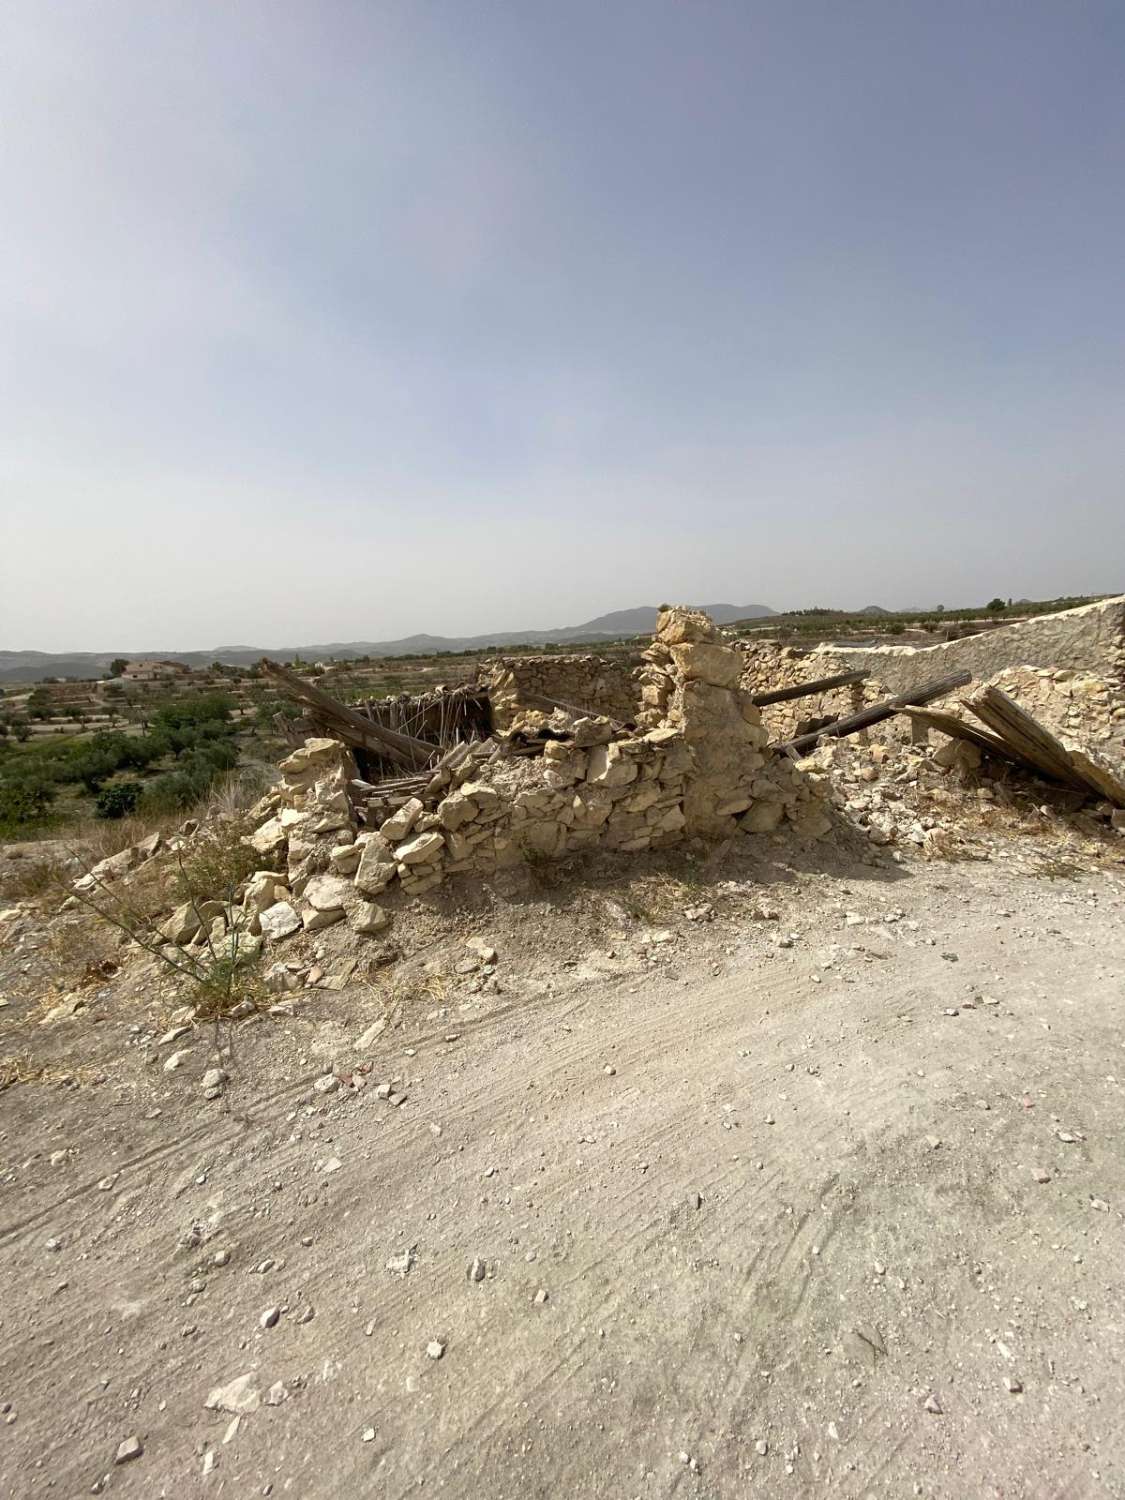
[120,659,192,683]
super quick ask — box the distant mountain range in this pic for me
[0,602,776,682]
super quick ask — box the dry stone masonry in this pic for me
[486,652,640,732]
[240,608,831,946]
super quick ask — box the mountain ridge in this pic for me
[0,602,775,681]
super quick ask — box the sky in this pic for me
[2,1,1123,651]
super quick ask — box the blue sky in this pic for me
[2,1,1123,649]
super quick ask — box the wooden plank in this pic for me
[963,686,1089,792]
[260,659,436,769]
[777,670,973,755]
[751,669,867,707]
[965,685,1125,804]
[896,705,1047,774]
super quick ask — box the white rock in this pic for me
[379,798,423,842]
[351,901,391,936]
[163,1049,190,1073]
[204,1373,261,1416]
[465,936,497,964]
[259,901,301,941]
[303,874,353,912]
[301,905,345,932]
[395,830,445,865]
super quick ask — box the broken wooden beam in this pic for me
[751,669,867,707]
[777,670,973,756]
[964,685,1125,806]
[896,705,1044,775]
[259,659,436,770]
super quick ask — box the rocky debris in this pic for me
[386,1248,415,1277]
[259,902,301,941]
[228,609,834,945]
[114,1436,143,1464]
[351,900,391,935]
[204,1373,261,1416]
[468,1258,486,1282]
[426,1339,446,1360]
[200,1067,226,1099]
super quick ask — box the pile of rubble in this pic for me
[51,602,1121,970]
[220,608,831,947]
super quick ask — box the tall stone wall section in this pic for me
[238,609,830,946]
[487,653,641,731]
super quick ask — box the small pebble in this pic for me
[114,1437,143,1465]
[260,1306,280,1330]
[534,1288,549,1305]
[426,1340,445,1360]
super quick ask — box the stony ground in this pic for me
[1,830,1124,1499]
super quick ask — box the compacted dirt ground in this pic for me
[1,842,1124,1499]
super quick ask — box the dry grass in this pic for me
[43,914,122,993]
[0,858,56,902]
[0,1050,98,1092]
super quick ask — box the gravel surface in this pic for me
[1,854,1124,1497]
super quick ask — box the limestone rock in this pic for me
[354,835,398,895]
[396,830,445,865]
[243,870,287,916]
[586,743,639,788]
[352,901,391,936]
[259,901,302,941]
[379,798,423,842]
[303,874,353,912]
[655,606,720,645]
[204,1373,261,1416]
[436,791,478,831]
[670,641,742,689]
[302,905,345,932]
[739,802,784,834]
[247,816,287,860]
[161,902,202,946]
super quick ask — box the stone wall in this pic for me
[239,609,831,946]
[804,595,1125,696]
[486,653,641,731]
[738,644,885,743]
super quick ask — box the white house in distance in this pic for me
[119,660,193,683]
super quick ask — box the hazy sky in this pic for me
[2,2,1123,650]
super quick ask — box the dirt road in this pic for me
[2,856,1124,1498]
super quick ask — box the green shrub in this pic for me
[95,781,143,819]
[0,774,56,835]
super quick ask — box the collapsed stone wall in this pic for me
[239,609,830,946]
[486,653,641,732]
[804,595,1125,696]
